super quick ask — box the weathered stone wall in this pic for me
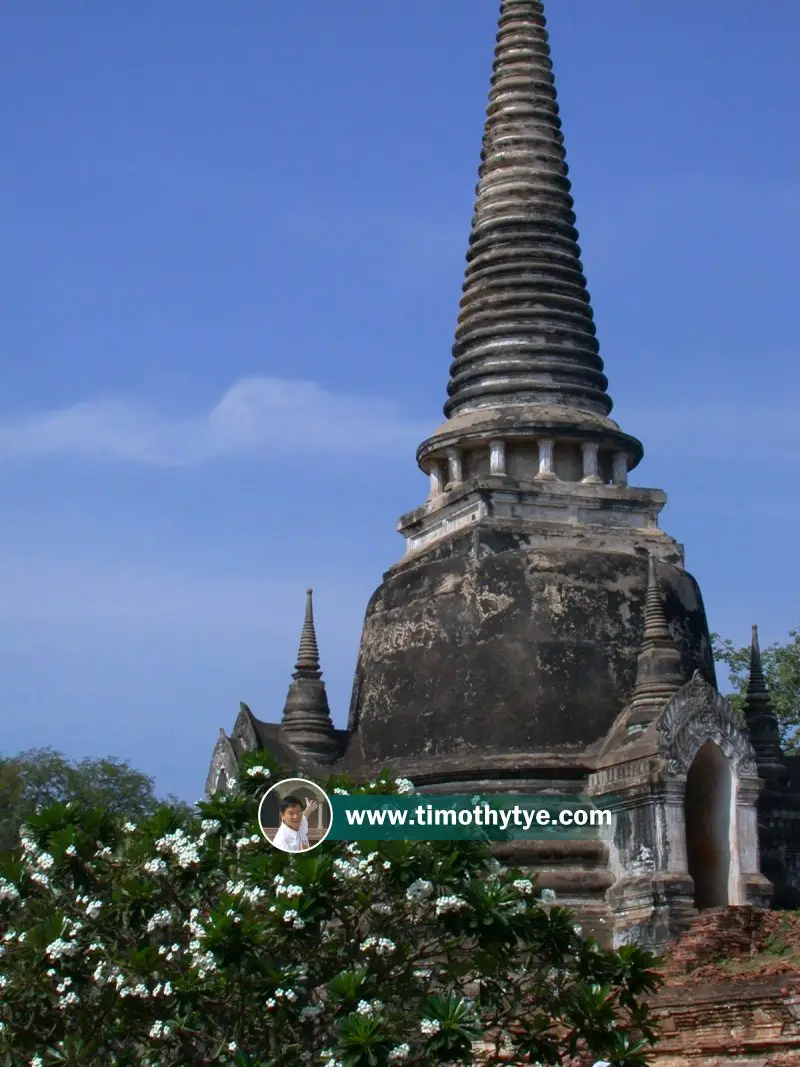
[763,757,800,900]
[348,525,715,766]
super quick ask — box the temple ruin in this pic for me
[207,0,800,953]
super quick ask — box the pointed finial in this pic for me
[748,624,768,694]
[743,623,787,784]
[294,587,321,679]
[626,555,684,728]
[281,586,337,761]
[643,555,673,644]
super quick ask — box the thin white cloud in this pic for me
[1,375,796,468]
[0,378,430,465]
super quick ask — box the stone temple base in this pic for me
[346,516,716,767]
[491,838,615,946]
[608,873,699,951]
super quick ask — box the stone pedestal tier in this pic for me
[492,838,615,945]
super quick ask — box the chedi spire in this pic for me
[447,0,609,420]
[743,624,786,787]
[627,556,685,730]
[280,589,337,762]
[414,0,644,496]
[295,587,321,678]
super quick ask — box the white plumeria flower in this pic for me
[146,908,173,933]
[154,829,201,868]
[0,878,20,903]
[356,999,383,1017]
[360,936,395,956]
[435,894,468,915]
[143,858,168,876]
[275,883,303,898]
[45,939,80,962]
[406,879,434,902]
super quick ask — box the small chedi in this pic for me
[207,0,800,952]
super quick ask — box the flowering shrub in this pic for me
[0,754,661,1066]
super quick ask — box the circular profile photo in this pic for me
[258,778,333,853]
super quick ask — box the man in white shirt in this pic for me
[271,795,318,852]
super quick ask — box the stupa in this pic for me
[207,0,800,951]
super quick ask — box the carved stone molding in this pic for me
[657,671,758,777]
[232,705,259,752]
[588,757,658,795]
[204,730,239,797]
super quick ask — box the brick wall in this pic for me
[648,907,800,1067]
[471,908,800,1066]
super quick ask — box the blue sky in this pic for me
[1,1,798,802]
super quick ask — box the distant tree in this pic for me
[712,629,800,753]
[0,748,191,853]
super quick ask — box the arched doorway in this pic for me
[684,741,733,909]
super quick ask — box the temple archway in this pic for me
[684,740,733,909]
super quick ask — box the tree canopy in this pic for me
[0,752,661,1066]
[712,628,800,753]
[0,748,191,854]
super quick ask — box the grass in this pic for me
[715,915,800,974]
